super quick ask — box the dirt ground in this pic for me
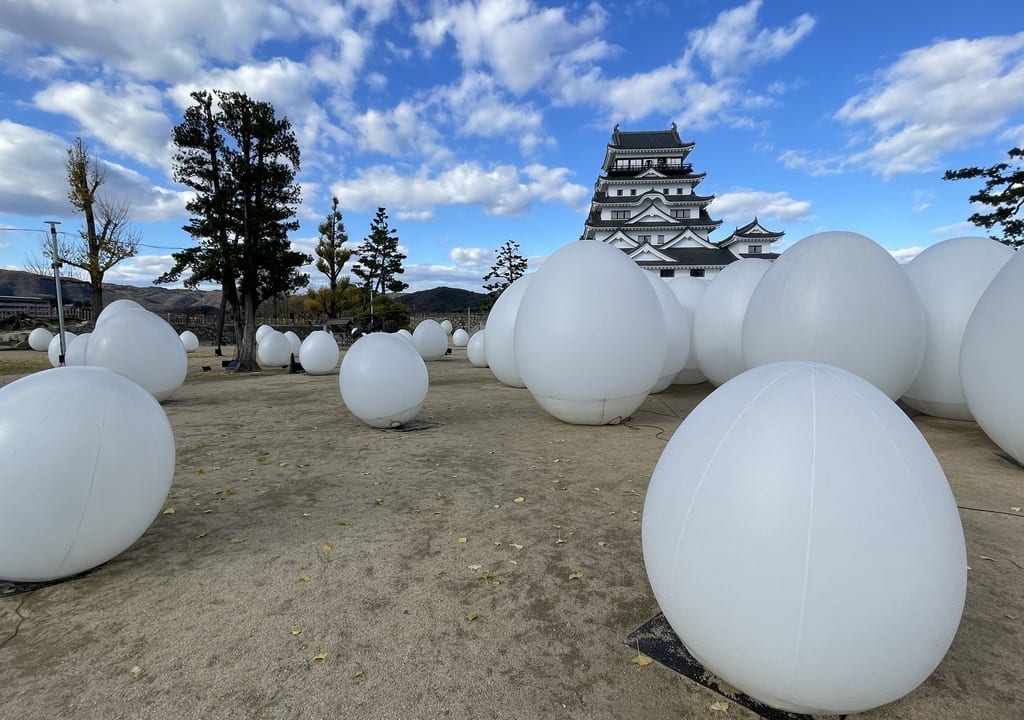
[0,345,1022,720]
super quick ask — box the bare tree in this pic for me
[54,137,140,313]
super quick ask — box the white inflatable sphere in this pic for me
[257,330,292,367]
[412,319,448,361]
[742,232,925,400]
[255,324,275,343]
[667,276,709,384]
[47,332,77,367]
[299,330,340,375]
[485,274,532,387]
[0,366,176,581]
[692,259,772,386]
[179,330,200,353]
[28,327,53,352]
[94,299,145,327]
[440,319,453,335]
[645,273,690,393]
[961,248,1024,464]
[65,332,91,366]
[643,361,966,715]
[396,328,414,344]
[284,330,301,358]
[515,241,666,425]
[339,333,429,428]
[902,237,1014,420]
[86,309,187,401]
[467,330,488,367]
[452,328,470,347]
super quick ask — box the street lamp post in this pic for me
[45,221,68,366]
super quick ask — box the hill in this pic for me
[396,286,489,313]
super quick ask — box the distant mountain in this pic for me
[0,268,222,314]
[395,286,489,313]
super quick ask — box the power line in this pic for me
[1,228,190,251]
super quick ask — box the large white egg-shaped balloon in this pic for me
[28,327,53,352]
[412,319,448,361]
[666,276,708,385]
[284,330,301,358]
[47,331,77,367]
[645,273,690,393]
[339,333,429,428]
[440,319,453,335]
[743,232,925,400]
[86,309,187,401]
[0,366,176,581]
[452,328,469,347]
[902,237,1014,420]
[179,330,200,353]
[94,299,145,327]
[467,330,487,367]
[255,324,275,343]
[961,248,1024,464]
[514,241,666,425]
[643,361,966,715]
[257,330,292,367]
[65,332,91,366]
[485,274,532,387]
[396,328,414,344]
[692,259,771,386]
[299,330,340,375]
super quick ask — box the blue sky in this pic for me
[0,0,1022,293]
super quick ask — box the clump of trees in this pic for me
[157,89,311,371]
[483,240,527,298]
[352,207,408,331]
[944,147,1024,248]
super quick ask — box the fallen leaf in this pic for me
[511,543,523,550]
[162,507,175,515]
[312,653,327,662]
[229,538,245,544]
[513,496,525,504]
[458,537,467,544]
[294,520,303,527]
[1013,507,1022,512]
[291,626,302,636]
[491,580,500,587]
[465,612,479,621]
[202,509,213,514]
[597,541,607,547]
[555,537,566,545]
[632,653,653,667]
[223,488,235,496]
[339,520,351,526]
[196,468,205,475]
[568,572,583,581]
[980,555,995,561]
[375,498,384,505]
[467,564,482,571]
[710,700,730,713]
[130,666,142,678]
[352,670,364,679]
[302,513,311,518]
[321,544,333,552]
[279,462,288,468]
[194,532,207,539]
[299,574,310,582]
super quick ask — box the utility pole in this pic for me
[45,221,67,366]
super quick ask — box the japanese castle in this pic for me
[581,124,782,278]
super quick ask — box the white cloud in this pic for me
[437,72,546,154]
[351,101,449,160]
[711,190,812,224]
[835,34,1024,178]
[888,246,925,264]
[777,149,845,176]
[930,220,978,237]
[332,162,588,218]
[686,0,815,78]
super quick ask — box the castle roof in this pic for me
[609,123,691,151]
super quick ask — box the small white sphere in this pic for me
[179,330,200,353]
[0,366,176,581]
[467,330,488,367]
[257,330,292,367]
[47,332,77,367]
[339,333,429,428]
[645,273,690,393]
[961,248,1024,464]
[299,330,340,375]
[256,324,275,343]
[485,274,533,387]
[452,328,470,347]
[28,327,53,352]
[643,361,966,715]
[692,259,772,386]
[412,319,448,361]
[440,319,453,335]
[65,332,92,366]
[86,309,187,401]
[742,232,926,400]
[396,328,414,344]
[902,237,1014,420]
[515,241,666,425]
[666,276,709,384]
[284,330,301,358]
[94,299,145,327]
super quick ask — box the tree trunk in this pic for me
[91,275,104,317]
[234,291,260,372]
[215,291,227,347]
